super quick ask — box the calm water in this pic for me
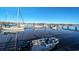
[0,27,79,51]
[63,26,79,30]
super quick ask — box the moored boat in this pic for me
[2,8,24,33]
[31,37,59,51]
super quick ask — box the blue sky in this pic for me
[0,7,79,24]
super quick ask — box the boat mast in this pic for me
[17,7,19,27]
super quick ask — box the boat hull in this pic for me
[31,37,59,51]
[2,27,24,33]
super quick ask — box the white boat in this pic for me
[52,26,57,30]
[2,27,24,33]
[31,37,59,51]
[2,8,24,33]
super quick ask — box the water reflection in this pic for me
[0,28,79,51]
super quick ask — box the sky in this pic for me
[0,7,79,24]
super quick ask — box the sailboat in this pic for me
[2,8,24,33]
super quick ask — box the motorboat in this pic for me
[31,37,59,51]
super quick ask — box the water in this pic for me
[0,27,79,51]
[63,26,79,31]
[77,26,79,30]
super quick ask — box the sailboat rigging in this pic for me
[2,7,24,33]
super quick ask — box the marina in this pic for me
[0,25,79,51]
[0,7,79,51]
